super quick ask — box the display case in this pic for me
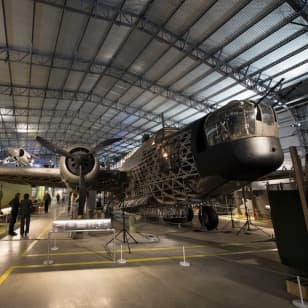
[52,219,112,232]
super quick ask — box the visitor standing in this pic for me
[8,192,20,236]
[20,193,33,237]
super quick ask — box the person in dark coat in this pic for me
[20,193,33,237]
[56,193,60,204]
[8,192,21,236]
[43,192,51,214]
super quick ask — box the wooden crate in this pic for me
[286,277,308,300]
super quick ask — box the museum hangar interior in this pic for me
[0,1,308,308]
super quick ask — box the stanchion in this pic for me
[51,202,58,250]
[43,231,54,265]
[179,246,190,267]
[117,244,127,264]
[113,229,116,263]
[292,276,308,308]
[51,237,59,251]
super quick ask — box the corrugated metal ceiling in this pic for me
[0,0,307,164]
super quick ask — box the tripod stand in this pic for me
[236,188,270,237]
[106,202,138,253]
[221,197,237,232]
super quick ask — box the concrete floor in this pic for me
[0,205,302,308]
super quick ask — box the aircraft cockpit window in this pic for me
[205,101,256,146]
[256,105,262,121]
[259,103,275,125]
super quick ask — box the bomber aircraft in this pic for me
[0,100,284,230]
[0,147,39,167]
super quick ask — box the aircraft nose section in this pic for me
[193,136,283,180]
[231,137,284,180]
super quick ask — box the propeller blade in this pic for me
[92,137,122,153]
[77,164,87,216]
[35,136,75,159]
[30,153,40,159]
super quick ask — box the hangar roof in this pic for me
[0,0,307,164]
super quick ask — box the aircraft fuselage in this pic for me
[120,100,283,212]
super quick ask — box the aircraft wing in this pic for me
[258,169,295,181]
[0,166,126,192]
[0,167,64,187]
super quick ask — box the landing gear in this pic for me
[163,207,194,224]
[198,206,219,230]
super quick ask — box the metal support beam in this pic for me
[286,0,308,22]
[0,105,148,138]
[0,83,181,127]
[34,0,304,101]
[36,0,67,136]
[1,0,18,145]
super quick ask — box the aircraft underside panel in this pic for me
[125,128,200,205]
[140,206,194,224]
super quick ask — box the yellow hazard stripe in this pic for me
[24,241,272,257]
[22,222,53,256]
[25,244,209,257]
[0,248,277,285]
[0,266,15,285]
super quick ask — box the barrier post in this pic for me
[43,231,54,265]
[179,245,190,267]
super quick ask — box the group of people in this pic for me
[8,192,33,237]
[8,191,52,237]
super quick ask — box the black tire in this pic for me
[198,206,219,230]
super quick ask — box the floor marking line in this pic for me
[23,241,273,257]
[24,244,210,257]
[21,222,53,256]
[0,266,15,285]
[0,248,278,285]
[19,249,278,269]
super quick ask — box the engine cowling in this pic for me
[59,145,100,186]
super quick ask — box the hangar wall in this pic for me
[0,181,32,208]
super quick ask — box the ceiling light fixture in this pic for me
[16,129,39,133]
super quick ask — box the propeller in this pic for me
[35,136,75,159]
[91,137,122,153]
[35,135,122,217]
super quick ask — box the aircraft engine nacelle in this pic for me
[59,145,100,185]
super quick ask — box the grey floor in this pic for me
[0,206,301,308]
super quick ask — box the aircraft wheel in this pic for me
[198,206,219,230]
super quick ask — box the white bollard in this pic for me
[51,201,58,251]
[117,244,127,264]
[179,245,190,267]
[43,232,54,265]
[51,237,59,251]
[292,276,308,308]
